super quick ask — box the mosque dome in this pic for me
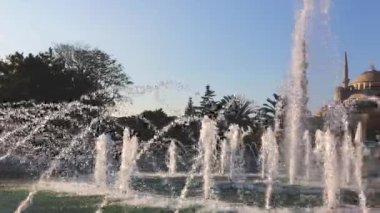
[347,93,369,100]
[350,66,380,85]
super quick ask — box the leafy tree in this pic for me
[0,50,69,102]
[198,85,217,117]
[53,44,132,106]
[140,108,175,129]
[184,97,196,117]
[0,44,132,106]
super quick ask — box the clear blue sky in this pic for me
[0,0,379,115]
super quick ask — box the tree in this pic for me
[140,108,175,129]
[218,95,258,131]
[198,85,217,117]
[0,50,69,102]
[184,97,195,117]
[53,44,132,106]
[217,95,262,169]
[259,93,284,128]
[0,44,132,106]
[0,52,28,101]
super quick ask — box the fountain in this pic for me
[2,0,379,212]
[322,130,339,209]
[219,139,229,174]
[166,140,177,175]
[94,134,110,188]
[341,121,354,185]
[119,128,138,193]
[303,130,312,181]
[353,123,368,212]
[227,125,244,182]
[261,127,279,209]
[285,0,313,185]
[199,116,218,199]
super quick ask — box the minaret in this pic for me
[343,52,350,88]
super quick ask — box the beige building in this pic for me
[335,53,380,140]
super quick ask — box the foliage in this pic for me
[259,93,284,128]
[217,95,258,131]
[184,97,196,117]
[141,108,176,129]
[198,85,218,117]
[0,44,132,106]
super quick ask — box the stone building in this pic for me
[334,52,380,140]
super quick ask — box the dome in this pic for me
[347,93,369,100]
[350,67,380,85]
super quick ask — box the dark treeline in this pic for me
[104,86,285,172]
[184,85,284,134]
[0,44,132,106]
[0,44,289,175]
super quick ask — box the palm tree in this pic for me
[218,95,258,131]
[259,93,283,128]
[217,95,263,167]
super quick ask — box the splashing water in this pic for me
[341,122,354,185]
[322,130,339,209]
[41,118,100,180]
[8,105,371,212]
[0,110,62,161]
[95,195,108,213]
[3,0,375,211]
[219,139,229,174]
[199,116,218,199]
[14,190,37,213]
[0,122,31,144]
[227,125,244,182]
[260,130,269,179]
[320,0,330,15]
[285,0,313,185]
[0,102,96,162]
[261,127,279,209]
[94,134,111,188]
[14,117,100,212]
[303,130,312,181]
[166,140,177,175]
[178,152,202,200]
[127,116,199,177]
[353,123,367,212]
[119,128,139,193]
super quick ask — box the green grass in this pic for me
[102,205,201,213]
[3,188,377,212]
[102,205,173,213]
[25,191,103,213]
[0,189,29,213]
[0,189,202,213]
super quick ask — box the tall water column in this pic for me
[227,125,244,181]
[323,130,339,209]
[167,140,177,175]
[261,127,279,209]
[119,128,139,193]
[285,0,313,185]
[341,122,354,185]
[94,134,111,188]
[303,130,312,181]
[219,139,229,174]
[199,116,218,199]
[353,123,367,212]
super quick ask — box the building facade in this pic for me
[334,53,380,140]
